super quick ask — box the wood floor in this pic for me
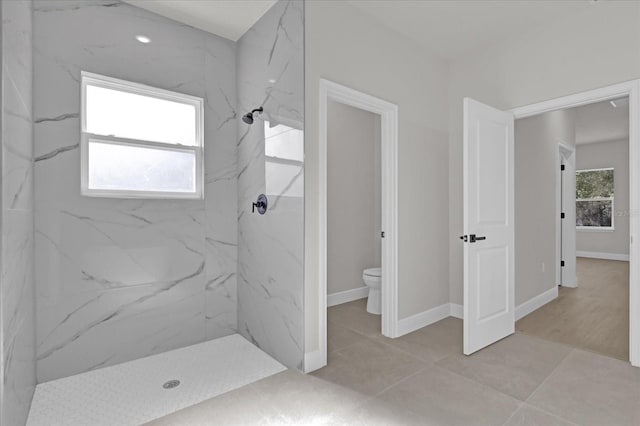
[516,257,629,361]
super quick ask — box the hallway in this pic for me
[517,257,629,361]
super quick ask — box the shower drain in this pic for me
[162,379,181,389]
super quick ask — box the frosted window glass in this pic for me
[86,85,197,146]
[88,141,196,193]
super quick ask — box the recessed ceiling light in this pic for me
[610,100,617,108]
[268,79,276,84]
[136,35,151,44]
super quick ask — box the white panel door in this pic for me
[463,98,515,355]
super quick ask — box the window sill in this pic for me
[82,188,203,200]
[576,227,615,233]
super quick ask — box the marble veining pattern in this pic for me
[1,1,37,425]
[34,0,238,382]
[236,0,305,370]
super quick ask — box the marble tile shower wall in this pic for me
[1,0,37,425]
[236,0,305,369]
[33,0,238,382]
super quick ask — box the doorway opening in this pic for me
[515,97,631,362]
[325,98,383,341]
[306,80,398,372]
[463,80,639,367]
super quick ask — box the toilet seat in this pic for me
[363,267,381,277]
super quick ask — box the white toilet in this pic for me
[362,267,382,315]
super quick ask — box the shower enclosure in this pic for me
[0,0,304,424]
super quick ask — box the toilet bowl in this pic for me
[362,267,382,315]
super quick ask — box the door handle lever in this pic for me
[460,234,486,243]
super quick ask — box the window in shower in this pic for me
[80,72,204,199]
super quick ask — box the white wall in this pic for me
[305,1,450,353]
[514,110,575,305]
[327,100,381,296]
[448,1,640,304]
[576,139,630,256]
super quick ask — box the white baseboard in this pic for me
[303,349,325,373]
[515,286,558,321]
[327,286,369,307]
[447,289,557,322]
[576,251,629,261]
[396,303,451,336]
[449,303,463,319]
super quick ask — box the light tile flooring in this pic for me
[517,257,629,361]
[149,299,640,425]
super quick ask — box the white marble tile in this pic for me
[1,1,36,425]
[2,0,33,107]
[3,70,34,212]
[3,0,34,211]
[2,210,37,426]
[33,0,205,120]
[36,262,206,382]
[205,273,237,339]
[33,0,239,381]
[236,0,305,370]
[32,0,303,385]
[235,0,303,128]
[36,202,205,292]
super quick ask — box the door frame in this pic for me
[557,143,577,287]
[510,79,640,367]
[309,79,398,372]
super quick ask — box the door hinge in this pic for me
[381,231,385,238]
[561,164,565,171]
[561,260,565,267]
[561,212,565,219]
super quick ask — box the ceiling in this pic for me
[346,0,594,61]
[122,0,277,41]
[121,1,595,59]
[574,98,629,145]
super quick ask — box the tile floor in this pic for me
[149,299,640,425]
[516,257,629,361]
[27,335,286,426]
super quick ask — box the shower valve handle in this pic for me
[252,194,268,215]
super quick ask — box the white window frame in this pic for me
[80,71,204,199]
[576,167,615,231]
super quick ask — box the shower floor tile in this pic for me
[27,334,286,426]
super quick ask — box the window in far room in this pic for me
[81,72,204,199]
[576,167,614,230]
